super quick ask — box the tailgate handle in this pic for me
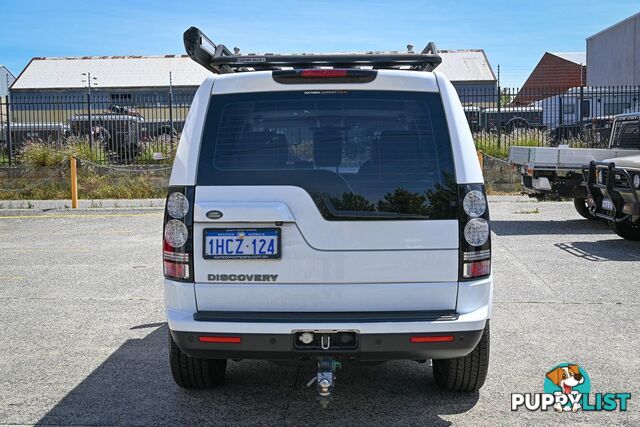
[194,201,295,223]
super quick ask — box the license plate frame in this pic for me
[203,228,281,260]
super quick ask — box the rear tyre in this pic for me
[609,220,640,241]
[432,321,490,392]
[573,197,598,220]
[169,332,227,388]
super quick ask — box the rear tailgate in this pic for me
[192,87,461,313]
[193,187,459,312]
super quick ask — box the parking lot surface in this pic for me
[0,196,638,426]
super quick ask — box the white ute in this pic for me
[163,27,492,406]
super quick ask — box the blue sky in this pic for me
[1,0,638,87]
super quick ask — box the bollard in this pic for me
[70,156,78,209]
[477,150,484,170]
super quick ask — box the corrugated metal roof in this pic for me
[551,52,586,65]
[437,50,496,82]
[11,55,211,90]
[11,49,496,90]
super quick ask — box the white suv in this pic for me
[163,28,492,403]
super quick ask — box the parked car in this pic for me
[583,116,640,239]
[0,122,70,152]
[479,106,544,132]
[68,111,144,163]
[583,154,640,240]
[463,105,481,132]
[509,112,640,219]
[549,116,615,145]
[163,27,492,406]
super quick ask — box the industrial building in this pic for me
[587,12,640,86]
[0,65,15,98]
[9,55,211,102]
[513,52,586,105]
[9,49,497,103]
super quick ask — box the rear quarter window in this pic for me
[196,90,457,220]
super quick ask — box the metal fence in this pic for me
[1,85,639,165]
[0,92,192,165]
[460,85,640,156]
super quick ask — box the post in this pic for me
[70,156,78,208]
[497,84,502,148]
[477,150,484,169]
[4,96,12,165]
[168,72,174,148]
[87,92,93,150]
[579,84,584,141]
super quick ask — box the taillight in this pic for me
[163,186,195,282]
[272,69,377,84]
[458,184,491,280]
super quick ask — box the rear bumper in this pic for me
[164,276,492,360]
[170,329,484,361]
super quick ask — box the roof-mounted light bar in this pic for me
[183,26,442,74]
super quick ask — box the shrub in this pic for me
[18,141,67,168]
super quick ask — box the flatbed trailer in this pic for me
[508,112,640,219]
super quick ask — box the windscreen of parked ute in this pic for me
[197,90,457,220]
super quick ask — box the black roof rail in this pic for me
[183,27,442,74]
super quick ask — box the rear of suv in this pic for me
[163,28,492,401]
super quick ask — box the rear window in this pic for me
[611,119,640,149]
[196,90,457,220]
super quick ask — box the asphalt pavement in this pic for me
[0,196,638,426]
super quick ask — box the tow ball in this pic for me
[306,357,341,408]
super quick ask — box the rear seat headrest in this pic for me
[234,131,288,168]
[313,128,343,168]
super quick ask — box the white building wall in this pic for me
[0,66,16,97]
[587,13,640,86]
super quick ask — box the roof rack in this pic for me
[183,27,441,74]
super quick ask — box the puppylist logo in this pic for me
[511,363,631,413]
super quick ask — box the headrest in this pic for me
[235,131,288,168]
[313,128,343,168]
[375,130,423,172]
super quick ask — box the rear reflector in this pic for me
[410,335,454,343]
[462,259,491,279]
[163,260,190,280]
[198,336,242,343]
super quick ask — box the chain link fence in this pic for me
[1,85,639,165]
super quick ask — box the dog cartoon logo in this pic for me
[544,364,590,412]
[512,363,629,412]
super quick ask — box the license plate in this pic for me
[203,228,280,259]
[602,198,615,211]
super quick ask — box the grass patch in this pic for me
[473,130,544,159]
[16,138,106,168]
[0,168,166,200]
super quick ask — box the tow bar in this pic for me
[306,357,341,408]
